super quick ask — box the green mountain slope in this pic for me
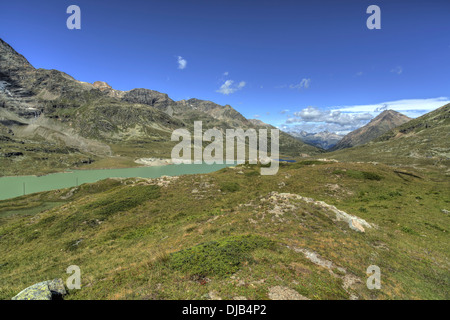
[326,104,450,170]
[331,110,411,151]
[0,161,448,300]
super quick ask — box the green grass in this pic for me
[170,235,275,278]
[0,161,448,300]
[0,202,63,218]
[332,169,383,181]
[80,185,160,217]
[219,181,241,193]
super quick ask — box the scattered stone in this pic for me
[316,158,339,162]
[288,247,334,269]
[342,274,362,292]
[233,296,248,300]
[208,291,222,300]
[349,219,365,232]
[201,293,210,299]
[72,238,84,247]
[441,209,449,215]
[47,278,66,296]
[236,280,246,287]
[268,286,309,300]
[326,183,340,191]
[60,187,78,200]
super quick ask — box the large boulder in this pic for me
[12,278,66,300]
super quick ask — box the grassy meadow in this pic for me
[0,160,448,300]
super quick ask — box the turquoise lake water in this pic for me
[0,163,233,201]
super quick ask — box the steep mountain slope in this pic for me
[327,104,450,169]
[0,38,320,175]
[331,110,411,151]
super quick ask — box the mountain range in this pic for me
[287,130,344,150]
[1,37,448,176]
[0,38,320,176]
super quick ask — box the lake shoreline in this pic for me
[0,162,235,201]
[134,157,173,167]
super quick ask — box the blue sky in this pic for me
[1,0,449,134]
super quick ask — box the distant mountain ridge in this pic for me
[288,130,344,150]
[331,110,411,151]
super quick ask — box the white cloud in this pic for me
[223,71,229,76]
[279,109,290,114]
[254,114,260,118]
[177,56,187,69]
[356,71,363,76]
[284,97,450,134]
[289,107,373,127]
[390,66,403,74]
[216,80,246,95]
[289,78,311,90]
[331,97,450,118]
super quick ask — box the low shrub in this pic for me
[220,181,240,193]
[169,235,275,278]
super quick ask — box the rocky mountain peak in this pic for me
[93,81,113,91]
[375,109,406,120]
[0,38,34,75]
[331,110,411,150]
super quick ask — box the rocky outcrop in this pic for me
[122,88,174,112]
[92,81,112,91]
[11,278,67,300]
[257,191,373,232]
[0,38,34,75]
[286,246,363,299]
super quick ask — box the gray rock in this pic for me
[47,278,67,296]
[12,278,66,300]
[268,286,309,300]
